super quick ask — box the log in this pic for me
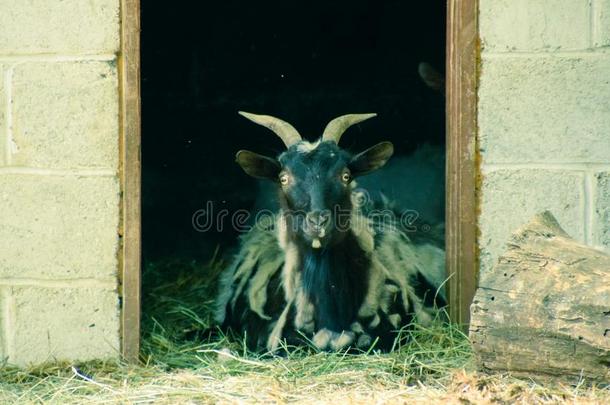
[469,211,610,382]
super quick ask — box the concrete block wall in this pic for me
[0,0,121,365]
[478,0,610,273]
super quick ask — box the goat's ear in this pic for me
[236,150,281,180]
[349,142,394,177]
[418,62,445,93]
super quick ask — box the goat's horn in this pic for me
[321,113,377,144]
[238,111,302,147]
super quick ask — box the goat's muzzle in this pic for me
[304,210,332,249]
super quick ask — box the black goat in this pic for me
[215,112,446,352]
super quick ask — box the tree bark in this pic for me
[469,211,610,382]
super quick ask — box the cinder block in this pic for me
[480,0,591,51]
[8,286,119,366]
[0,174,120,280]
[479,54,610,164]
[593,171,610,249]
[11,61,119,169]
[0,0,119,54]
[0,64,5,166]
[479,169,585,274]
[594,0,610,47]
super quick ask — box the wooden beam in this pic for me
[445,0,479,327]
[119,0,141,363]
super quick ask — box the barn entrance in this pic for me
[123,0,470,359]
[141,0,446,261]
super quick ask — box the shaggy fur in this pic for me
[215,193,446,352]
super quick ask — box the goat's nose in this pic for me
[306,210,330,229]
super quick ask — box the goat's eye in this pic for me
[279,173,290,186]
[341,171,351,183]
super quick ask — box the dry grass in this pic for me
[1,258,608,404]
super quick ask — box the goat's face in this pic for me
[235,112,393,249]
[276,141,353,247]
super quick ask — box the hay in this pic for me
[1,257,608,404]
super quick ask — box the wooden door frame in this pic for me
[118,0,479,360]
[119,0,141,362]
[445,0,479,327]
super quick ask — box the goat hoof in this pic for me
[329,331,355,351]
[356,334,373,349]
[312,328,333,350]
[312,329,355,351]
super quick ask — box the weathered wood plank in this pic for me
[446,0,480,327]
[119,0,141,363]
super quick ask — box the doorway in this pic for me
[119,0,478,359]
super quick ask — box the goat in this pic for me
[215,112,446,352]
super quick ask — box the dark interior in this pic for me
[141,0,446,265]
